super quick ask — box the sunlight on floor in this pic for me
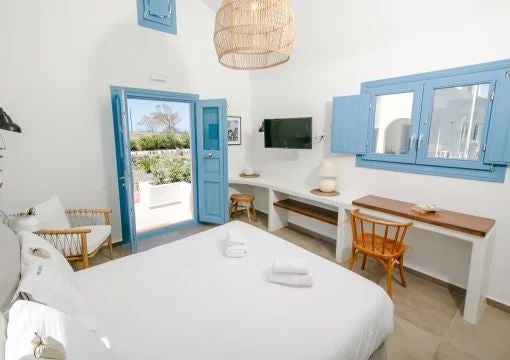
[134,202,193,232]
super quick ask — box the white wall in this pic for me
[247,0,510,305]
[0,0,251,242]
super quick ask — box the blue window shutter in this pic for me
[137,0,177,34]
[331,95,370,154]
[484,77,510,164]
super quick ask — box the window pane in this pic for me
[427,83,490,161]
[372,92,414,155]
[203,107,220,150]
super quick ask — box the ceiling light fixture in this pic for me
[214,0,295,70]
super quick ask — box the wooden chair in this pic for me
[229,194,257,224]
[35,208,113,269]
[348,209,413,298]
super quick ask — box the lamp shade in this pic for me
[214,0,295,70]
[318,160,336,178]
[0,108,21,133]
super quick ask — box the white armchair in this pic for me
[30,196,113,269]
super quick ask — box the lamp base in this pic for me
[318,178,336,193]
[310,189,340,197]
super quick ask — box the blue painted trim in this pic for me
[363,81,424,164]
[110,85,199,245]
[110,87,133,248]
[136,219,199,241]
[361,58,510,89]
[415,71,498,170]
[137,0,177,35]
[114,85,198,102]
[354,59,510,182]
[356,155,506,183]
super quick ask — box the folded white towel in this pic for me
[224,244,248,258]
[226,229,247,247]
[272,257,309,274]
[267,272,314,287]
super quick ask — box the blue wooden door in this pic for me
[196,99,228,224]
[110,88,138,253]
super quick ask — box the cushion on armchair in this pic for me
[72,225,111,255]
[34,195,70,230]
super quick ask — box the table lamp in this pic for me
[318,160,337,193]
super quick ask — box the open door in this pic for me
[196,99,228,224]
[111,88,138,253]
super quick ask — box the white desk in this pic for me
[229,175,496,324]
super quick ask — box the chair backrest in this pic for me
[350,209,413,256]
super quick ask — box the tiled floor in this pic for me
[82,213,510,360]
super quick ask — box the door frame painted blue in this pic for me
[110,86,199,244]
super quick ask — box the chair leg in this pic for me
[251,201,258,222]
[228,200,235,219]
[246,202,252,224]
[80,233,89,269]
[361,254,368,270]
[107,235,113,260]
[348,248,357,270]
[399,255,407,288]
[386,260,395,299]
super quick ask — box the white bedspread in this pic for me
[76,221,393,360]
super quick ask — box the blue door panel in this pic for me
[110,88,137,253]
[484,77,510,164]
[196,99,228,224]
[331,95,370,154]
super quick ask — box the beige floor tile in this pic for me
[387,315,442,360]
[432,342,479,360]
[445,306,510,360]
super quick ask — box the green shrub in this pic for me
[145,159,191,184]
[130,138,140,151]
[135,156,158,174]
[167,160,191,183]
[131,132,191,151]
[151,162,170,185]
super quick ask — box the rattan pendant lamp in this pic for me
[214,0,295,70]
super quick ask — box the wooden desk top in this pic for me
[352,195,495,237]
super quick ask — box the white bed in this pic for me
[75,221,393,360]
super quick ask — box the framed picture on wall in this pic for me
[228,116,241,145]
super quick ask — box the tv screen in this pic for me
[264,117,312,149]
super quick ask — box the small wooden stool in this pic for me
[229,194,257,224]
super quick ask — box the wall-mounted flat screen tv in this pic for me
[264,117,312,149]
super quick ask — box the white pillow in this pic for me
[34,195,70,229]
[0,313,5,360]
[17,231,74,282]
[14,233,96,331]
[5,301,112,360]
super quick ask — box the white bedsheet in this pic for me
[76,221,393,360]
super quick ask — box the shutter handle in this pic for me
[409,134,417,150]
[417,134,424,149]
[207,152,213,158]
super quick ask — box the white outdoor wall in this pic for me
[0,0,250,242]
[247,0,510,305]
